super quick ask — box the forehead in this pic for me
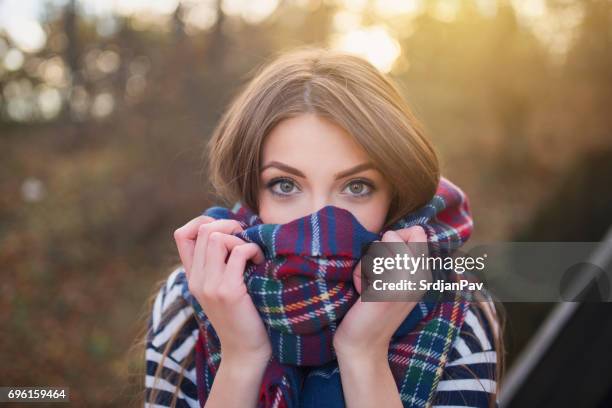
[262,114,370,170]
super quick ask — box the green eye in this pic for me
[279,180,295,193]
[349,182,364,194]
[343,180,372,197]
[268,178,299,196]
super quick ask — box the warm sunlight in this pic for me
[330,25,401,73]
[221,0,279,24]
[374,0,422,17]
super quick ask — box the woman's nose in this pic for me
[309,195,334,214]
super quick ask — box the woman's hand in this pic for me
[334,226,429,355]
[333,226,429,408]
[174,217,270,407]
[173,217,271,366]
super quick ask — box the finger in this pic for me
[225,243,265,284]
[356,238,384,295]
[395,227,433,286]
[201,232,247,288]
[395,226,428,258]
[189,227,223,295]
[187,219,244,279]
[174,215,215,276]
[380,231,419,291]
[381,230,404,242]
[380,230,407,256]
[353,260,363,294]
[394,226,427,243]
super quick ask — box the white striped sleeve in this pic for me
[145,266,200,408]
[431,303,500,408]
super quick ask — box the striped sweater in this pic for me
[145,266,500,407]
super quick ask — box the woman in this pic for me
[143,47,504,407]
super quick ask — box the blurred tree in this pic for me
[1,0,611,405]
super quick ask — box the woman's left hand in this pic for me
[333,226,429,360]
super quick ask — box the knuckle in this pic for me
[233,244,255,260]
[382,230,395,240]
[198,222,212,232]
[411,226,427,240]
[229,220,243,230]
[208,231,224,243]
[232,244,248,256]
[198,223,210,236]
[173,227,184,240]
[216,285,233,301]
[201,287,217,301]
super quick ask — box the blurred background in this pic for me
[0,0,611,406]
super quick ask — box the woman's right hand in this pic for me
[173,216,272,366]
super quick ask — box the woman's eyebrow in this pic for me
[260,161,305,177]
[260,161,375,179]
[333,162,375,180]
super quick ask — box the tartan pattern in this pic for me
[181,176,474,407]
[393,176,473,258]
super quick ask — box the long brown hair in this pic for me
[141,46,506,407]
[207,46,439,228]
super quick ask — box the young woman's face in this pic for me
[258,113,393,233]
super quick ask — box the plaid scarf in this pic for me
[180,176,474,407]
